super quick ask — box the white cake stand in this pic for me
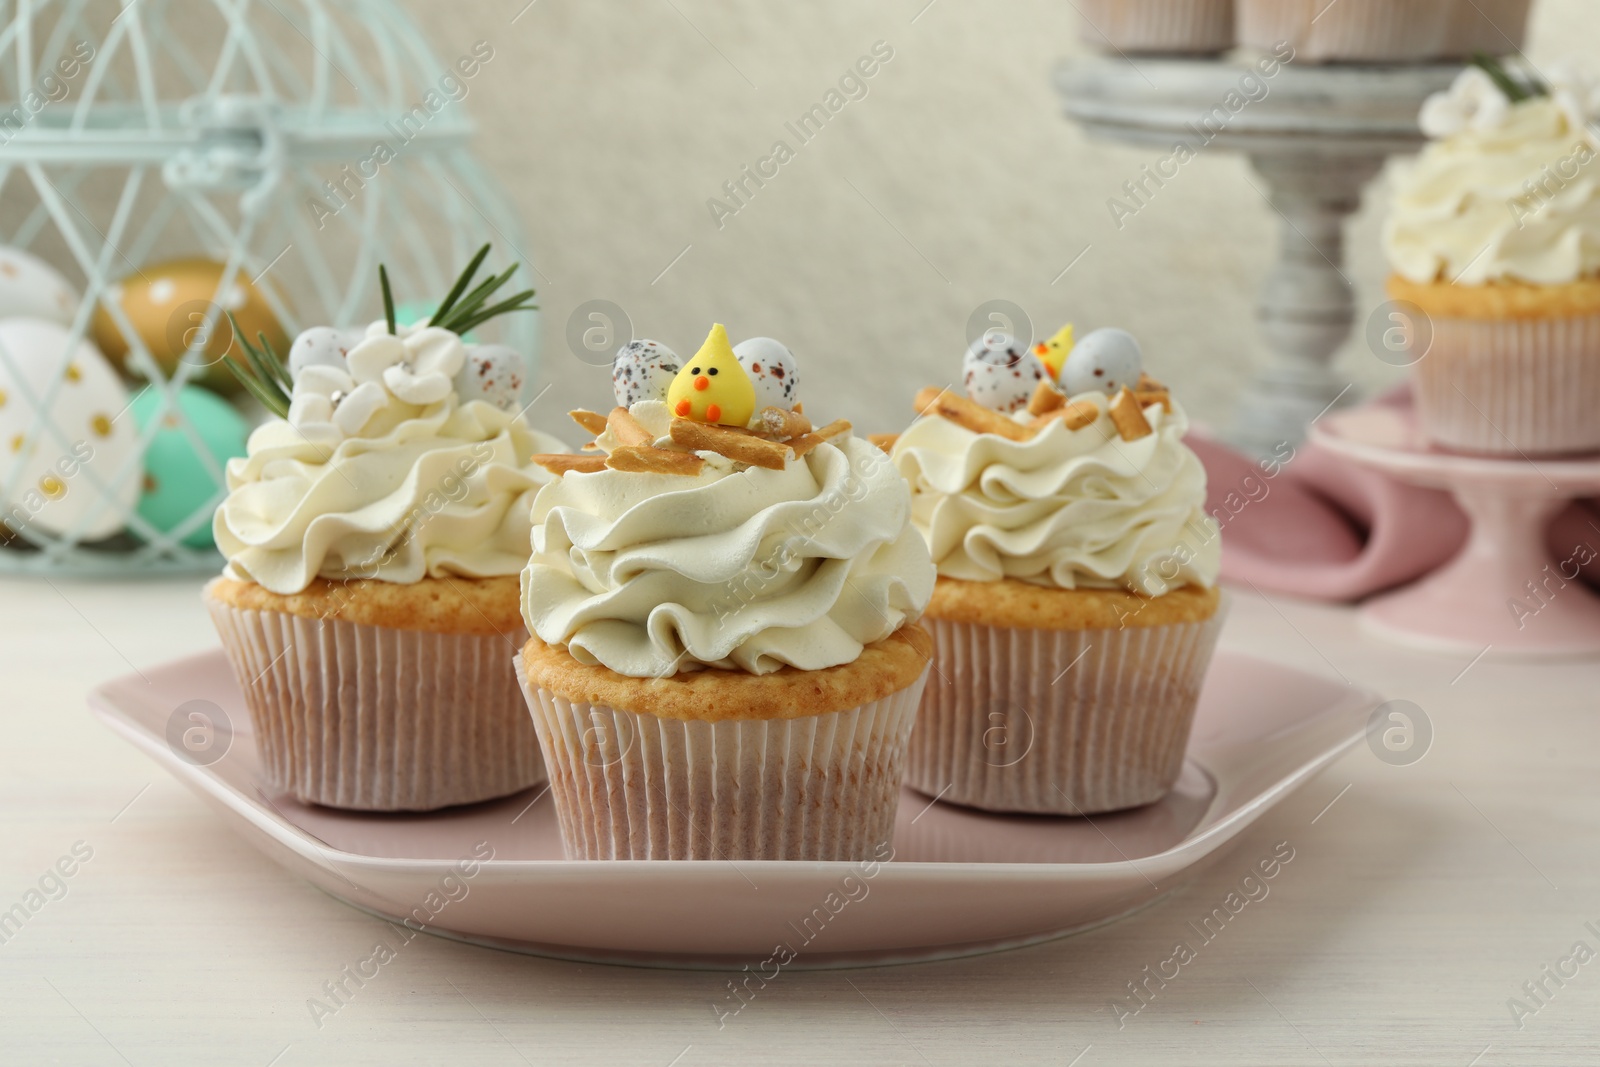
[1312,404,1600,658]
[1056,57,1458,457]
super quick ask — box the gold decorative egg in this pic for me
[91,257,288,393]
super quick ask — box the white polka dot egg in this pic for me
[0,318,138,540]
[0,246,78,327]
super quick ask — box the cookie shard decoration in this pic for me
[868,432,898,453]
[608,443,706,476]
[1027,379,1065,416]
[1032,397,1100,433]
[607,406,654,447]
[533,453,607,475]
[790,419,852,459]
[670,418,791,470]
[1109,387,1153,441]
[915,386,1031,442]
[758,405,811,439]
[569,409,608,436]
[1135,371,1172,412]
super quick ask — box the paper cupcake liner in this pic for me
[1442,0,1532,55]
[1412,314,1600,457]
[206,593,545,811]
[905,608,1225,815]
[1077,0,1234,54]
[1238,0,1448,61]
[516,656,928,861]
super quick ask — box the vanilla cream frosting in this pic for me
[521,400,934,677]
[216,322,563,594]
[891,394,1218,596]
[1386,70,1600,286]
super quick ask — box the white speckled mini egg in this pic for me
[612,339,680,408]
[0,318,138,540]
[962,333,1047,414]
[732,337,799,411]
[288,326,364,379]
[454,343,526,411]
[1061,328,1143,398]
[0,246,78,327]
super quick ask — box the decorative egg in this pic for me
[130,385,249,549]
[733,337,799,411]
[90,257,289,393]
[0,318,138,541]
[611,339,680,408]
[0,246,78,326]
[454,344,526,411]
[1061,328,1143,398]
[288,326,363,379]
[963,332,1048,414]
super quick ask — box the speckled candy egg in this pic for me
[288,326,364,379]
[454,344,526,411]
[1061,328,1143,398]
[0,318,138,541]
[130,385,249,549]
[612,339,680,408]
[733,337,799,411]
[0,246,78,326]
[90,257,288,393]
[962,333,1047,414]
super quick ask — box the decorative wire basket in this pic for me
[0,0,536,577]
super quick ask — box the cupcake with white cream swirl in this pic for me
[888,324,1225,815]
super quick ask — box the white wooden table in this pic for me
[1,575,1596,1066]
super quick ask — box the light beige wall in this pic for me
[407,0,1597,444]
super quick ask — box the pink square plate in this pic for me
[89,649,1381,969]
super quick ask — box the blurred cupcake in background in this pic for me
[1384,59,1600,455]
[206,248,563,811]
[518,324,935,861]
[889,324,1224,815]
[1077,0,1234,56]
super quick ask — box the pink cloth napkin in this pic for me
[1187,403,1600,602]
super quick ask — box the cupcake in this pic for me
[889,325,1224,815]
[1076,0,1234,56]
[1237,0,1450,62]
[207,248,564,811]
[1384,60,1600,456]
[518,324,935,861]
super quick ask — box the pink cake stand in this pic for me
[1312,403,1600,658]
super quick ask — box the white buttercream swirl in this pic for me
[216,396,564,595]
[890,394,1218,596]
[521,400,934,678]
[1387,72,1600,286]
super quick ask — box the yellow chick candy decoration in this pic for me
[1033,323,1074,381]
[667,323,756,427]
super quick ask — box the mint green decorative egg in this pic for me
[131,386,249,548]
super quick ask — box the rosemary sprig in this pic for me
[379,264,396,335]
[224,312,291,418]
[1472,51,1547,104]
[423,244,538,336]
